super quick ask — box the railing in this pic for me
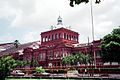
[15,65,120,75]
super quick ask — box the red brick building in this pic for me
[26,29,102,67]
[0,16,104,68]
[23,16,102,68]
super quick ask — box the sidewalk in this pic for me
[9,73,120,79]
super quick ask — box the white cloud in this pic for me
[0,0,120,43]
[0,33,14,43]
[21,32,40,43]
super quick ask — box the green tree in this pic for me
[62,55,71,66]
[0,56,29,80]
[16,60,30,68]
[0,56,17,80]
[82,54,92,65]
[74,53,83,64]
[101,27,120,63]
[30,53,39,68]
[14,40,20,48]
[62,53,92,66]
[32,57,39,67]
[69,0,101,7]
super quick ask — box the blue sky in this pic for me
[0,0,120,44]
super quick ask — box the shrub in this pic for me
[35,67,45,73]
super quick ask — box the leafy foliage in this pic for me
[69,0,101,7]
[101,27,120,63]
[0,56,17,80]
[35,66,45,73]
[62,53,92,66]
[0,56,29,80]
[30,55,39,68]
[14,40,20,48]
[16,60,30,68]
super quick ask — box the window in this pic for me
[55,52,58,58]
[96,50,101,57]
[77,36,78,41]
[71,36,73,40]
[55,34,58,39]
[59,33,62,38]
[52,34,54,40]
[43,37,45,42]
[48,35,50,41]
[67,34,69,40]
[48,52,53,60]
[39,53,45,60]
[74,36,75,41]
[64,33,66,39]
[45,36,48,41]
[69,35,71,40]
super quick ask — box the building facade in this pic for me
[23,16,102,68]
[0,16,103,68]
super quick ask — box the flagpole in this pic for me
[90,0,96,68]
[90,0,94,41]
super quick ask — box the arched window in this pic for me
[69,35,71,40]
[67,34,69,40]
[55,33,58,39]
[74,36,76,41]
[43,37,45,42]
[45,36,48,41]
[59,33,62,38]
[48,35,50,41]
[64,33,66,39]
[41,37,43,42]
[52,34,54,40]
[71,36,73,40]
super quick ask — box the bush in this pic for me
[35,67,45,73]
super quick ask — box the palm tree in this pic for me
[13,40,20,48]
[75,53,83,64]
[62,53,92,66]
[62,56,71,66]
[82,54,91,65]
[73,53,92,65]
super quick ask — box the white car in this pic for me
[11,70,25,76]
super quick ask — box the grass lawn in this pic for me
[6,79,80,80]
[5,78,39,80]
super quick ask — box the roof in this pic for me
[0,43,13,46]
[0,41,40,57]
[41,27,79,35]
[0,43,14,52]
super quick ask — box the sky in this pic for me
[0,0,120,44]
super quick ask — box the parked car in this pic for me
[11,70,25,76]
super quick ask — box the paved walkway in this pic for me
[9,73,120,79]
[50,73,120,79]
